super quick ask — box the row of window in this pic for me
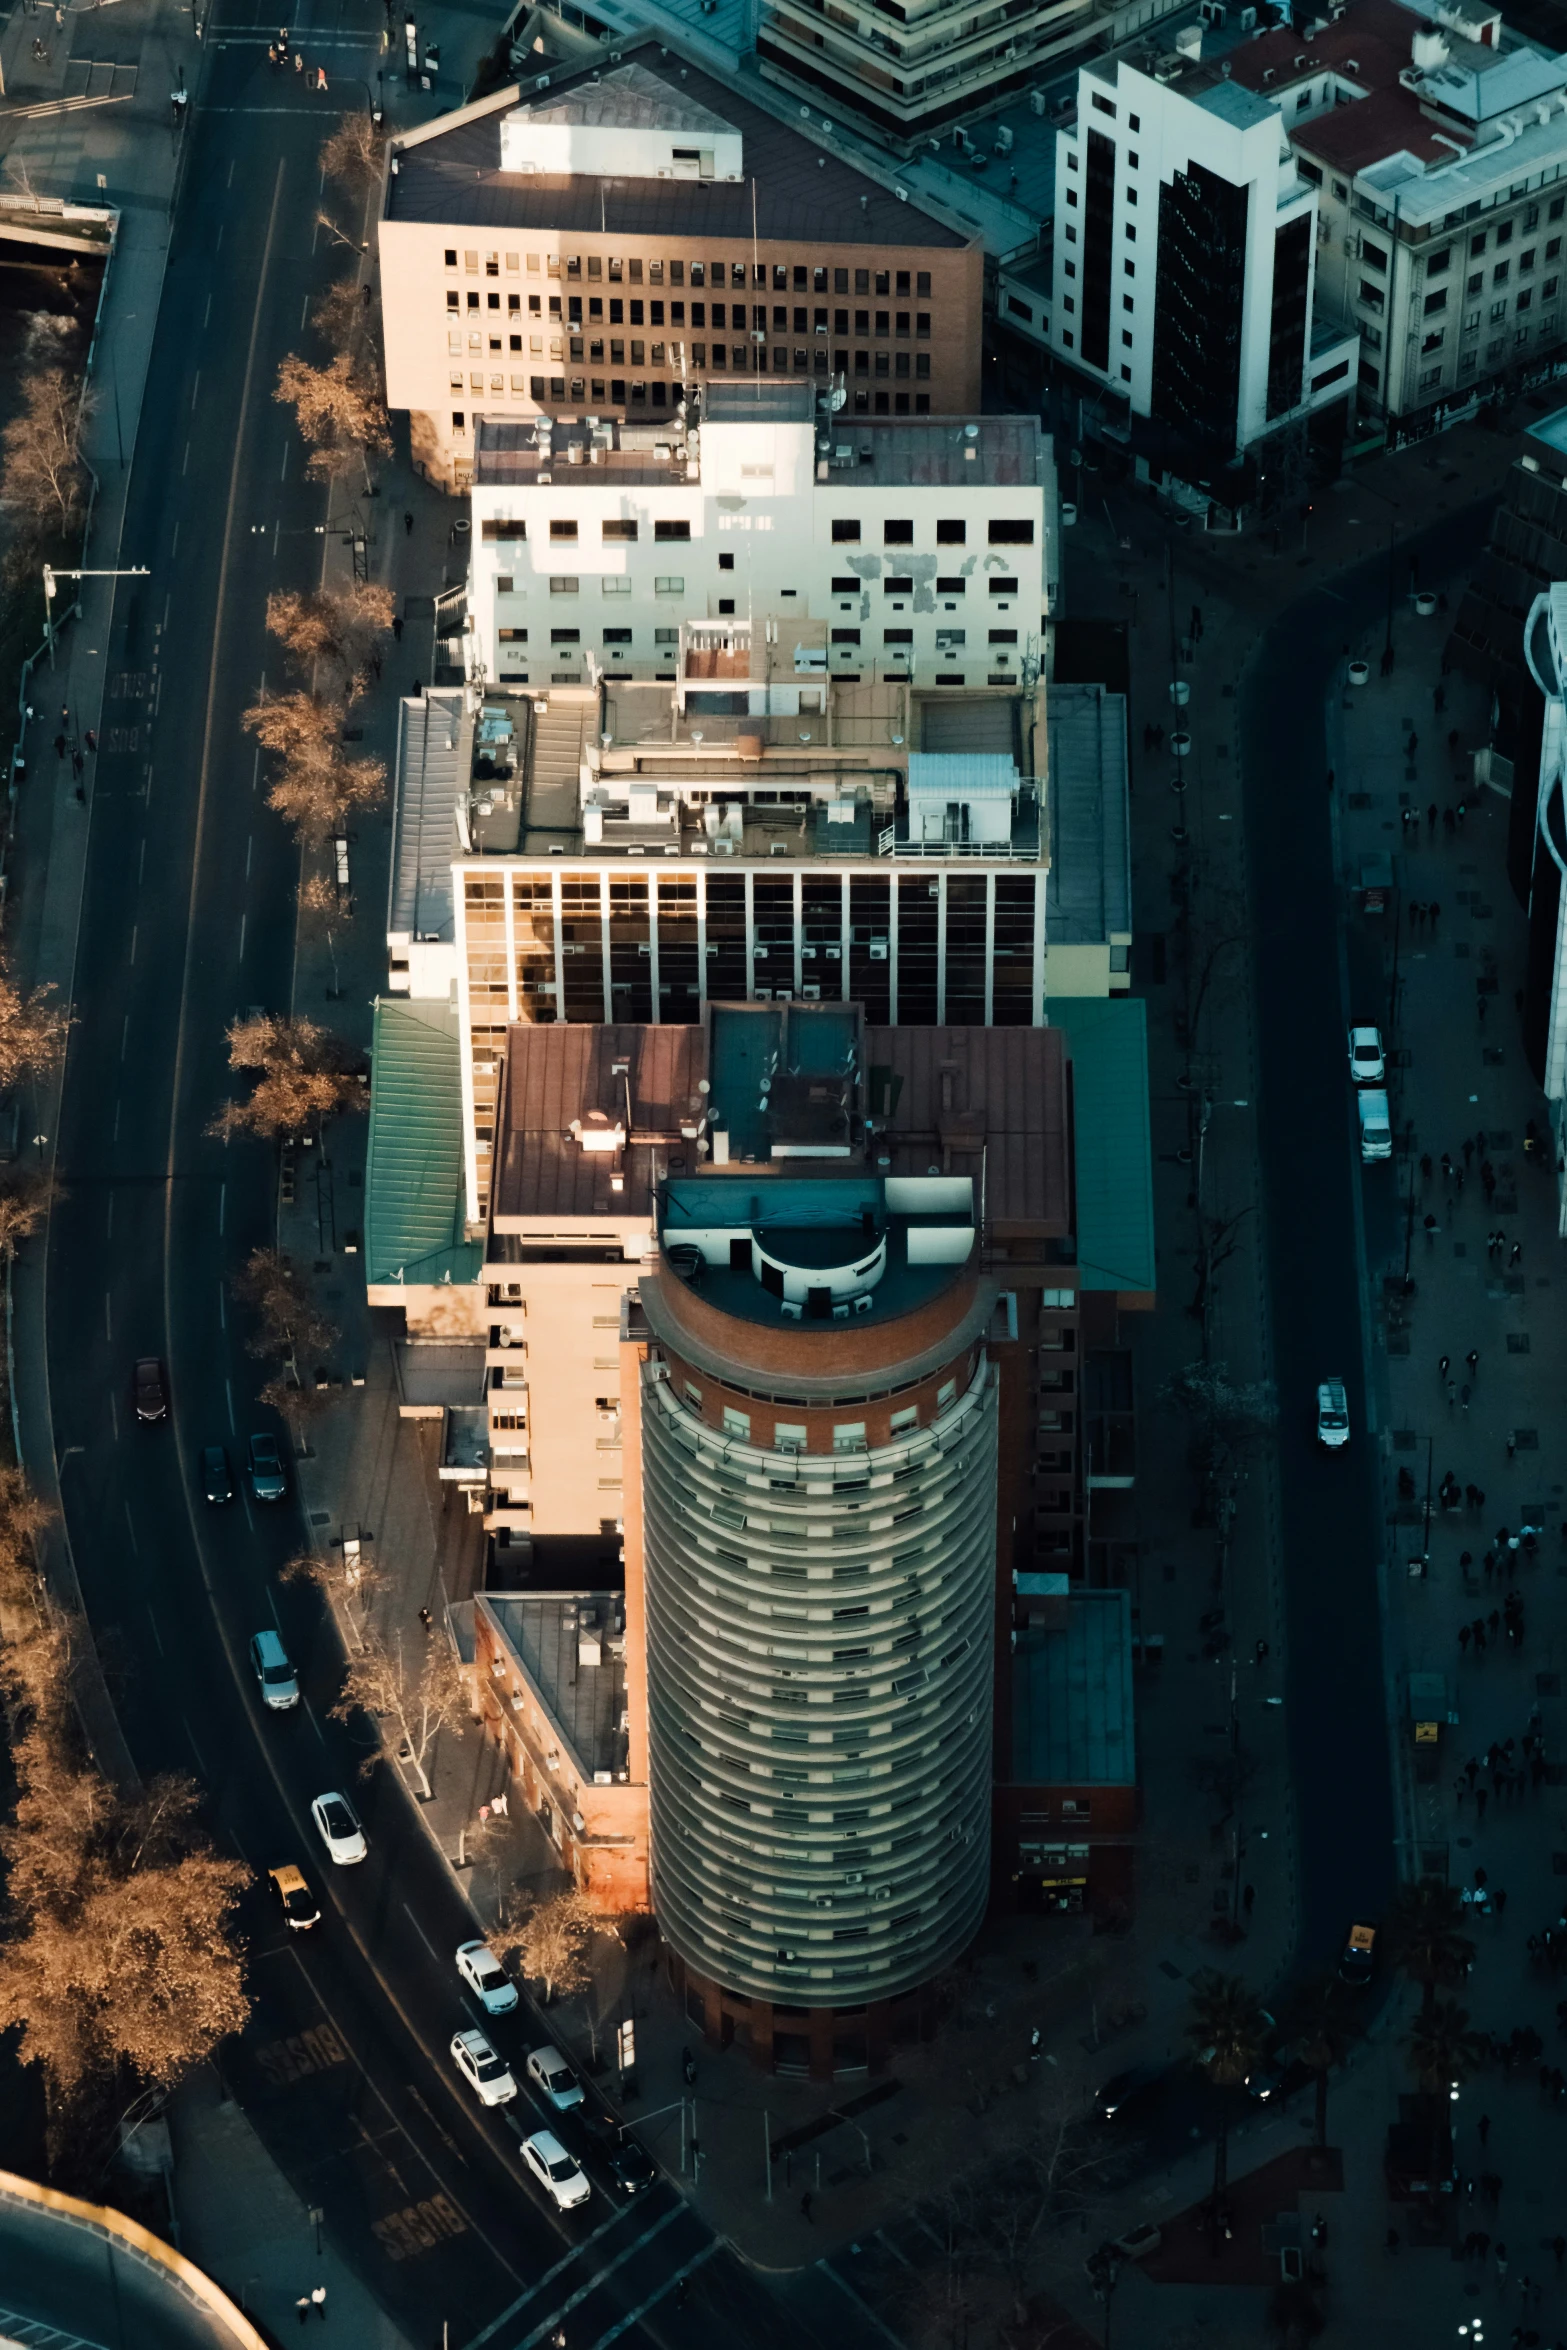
[451,336,934,381]
[831,517,1033,545]
[445,248,935,298]
[482,519,1023,549]
[449,290,935,337]
[491,624,1019,646]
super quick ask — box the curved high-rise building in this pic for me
[634,1169,999,2074]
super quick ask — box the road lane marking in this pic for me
[203,292,212,329]
[105,1197,113,1239]
[138,839,146,885]
[219,1181,226,1235]
[467,2200,666,2347]
[301,1697,328,1748]
[171,522,180,557]
[182,1716,209,1775]
[239,911,247,957]
[120,1013,129,1061]
[182,439,190,475]
[109,1395,118,1440]
[112,1101,121,1141]
[813,2263,906,2350]
[218,1283,226,1330]
[226,1376,235,1431]
[147,1604,164,1655]
[401,1900,444,1969]
[514,2207,685,2350]
[245,834,252,877]
[103,1291,112,1339]
[129,924,137,965]
[588,2242,721,2349]
[192,368,201,406]
[123,1500,138,1556]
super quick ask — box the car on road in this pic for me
[1316,1380,1350,1449]
[1084,2222,1163,2276]
[608,2136,658,2196]
[527,2045,585,2112]
[268,1863,320,1931]
[450,2027,518,2108]
[134,1358,168,1423]
[310,1791,367,1866]
[249,1628,299,1711]
[456,1939,518,2015]
[1348,1025,1386,1085]
[248,1432,287,1503]
[522,2130,590,2211]
[202,1445,234,1504]
[1357,1087,1392,1162]
[1339,1921,1378,1987]
[1093,2061,1168,2121]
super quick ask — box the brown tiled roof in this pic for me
[386,43,970,250]
[490,1023,704,1221]
[866,1025,1072,1237]
[1293,84,1458,172]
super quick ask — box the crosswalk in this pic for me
[465,2187,715,2350]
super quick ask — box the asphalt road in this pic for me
[38,14,829,2347]
[1239,503,1491,1967]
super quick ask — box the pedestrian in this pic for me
[404,510,415,535]
[1441,1158,1453,1190]
[268,39,278,62]
[1463,1137,1475,1169]
[1508,1432,1518,1461]
[1448,1379,1458,1411]
[296,2301,310,2329]
[1462,1384,1471,1413]
[800,2190,814,2222]
[1480,2112,1492,2146]
[1550,2234,1565,2271]
[1311,2216,1328,2248]
[1243,1883,1255,1917]
[392,614,404,641]
[1498,2243,1510,2282]
[1460,1623,1473,1653]
[1425,1213,1439,1243]
[316,62,326,87]
[70,749,82,780]
[1440,1351,1452,1377]
[311,2286,326,2319]
[1429,802,1438,836]
[1466,1755,1480,1787]
[1254,1638,1269,1664]
[1467,1349,1479,1376]
[1421,1152,1434,1186]
[295,48,303,70]
[1510,1241,1523,1268]
[73,784,84,804]
[1430,902,1442,932]
[84,727,95,754]
[52,733,65,762]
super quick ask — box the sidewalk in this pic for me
[171,2065,414,2350]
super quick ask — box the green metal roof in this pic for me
[1010,1589,1135,1787]
[1046,996,1156,1298]
[364,997,482,1288]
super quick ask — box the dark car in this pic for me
[248,1432,287,1503]
[268,1864,320,1931]
[202,1445,234,1505]
[134,1357,168,1423]
[1093,2061,1169,2122]
[608,2136,658,2196]
[1339,1922,1378,1988]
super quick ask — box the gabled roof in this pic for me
[365,998,482,1286]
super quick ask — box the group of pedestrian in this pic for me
[50,702,95,802]
[294,2286,327,2323]
[267,23,328,83]
[1408,898,1442,932]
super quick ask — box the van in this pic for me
[1358,1088,1392,1162]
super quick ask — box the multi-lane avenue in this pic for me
[33,10,835,2344]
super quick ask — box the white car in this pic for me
[450,2027,518,2108]
[1348,1025,1386,1085]
[526,2044,584,2112]
[522,2129,590,2210]
[1316,1380,1350,1449]
[456,1938,518,2015]
[310,1791,367,1865]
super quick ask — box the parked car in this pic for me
[249,1628,299,1711]
[456,1939,518,2015]
[450,2027,517,2108]
[310,1791,367,1865]
[1093,2062,1168,2121]
[522,2130,590,2211]
[527,2045,585,2113]
[1339,1921,1378,1987]
[1348,1025,1386,1085]
[1358,1088,1392,1162]
[608,2136,658,2197]
[202,1445,234,1504]
[1316,1380,1350,1449]
[268,1863,320,1931]
[248,1432,287,1503]
[134,1358,168,1423]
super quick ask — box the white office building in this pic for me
[1049,51,1357,463]
[464,384,1058,693]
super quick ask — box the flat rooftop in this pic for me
[1010,1587,1135,1787]
[471,409,1045,491]
[1045,682,1130,948]
[485,1592,629,1779]
[490,1021,704,1222]
[659,1171,975,1331]
[386,46,970,250]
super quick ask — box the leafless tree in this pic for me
[0,968,69,1090]
[0,1165,55,1259]
[501,1888,615,2005]
[274,350,390,486]
[266,583,394,704]
[297,873,344,997]
[310,274,365,359]
[320,112,385,202]
[211,1013,362,1142]
[233,1246,339,1370]
[332,1625,468,1798]
[283,1544,382,1650]
[1,368,93,547]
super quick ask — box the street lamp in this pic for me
[42,563,150,666]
